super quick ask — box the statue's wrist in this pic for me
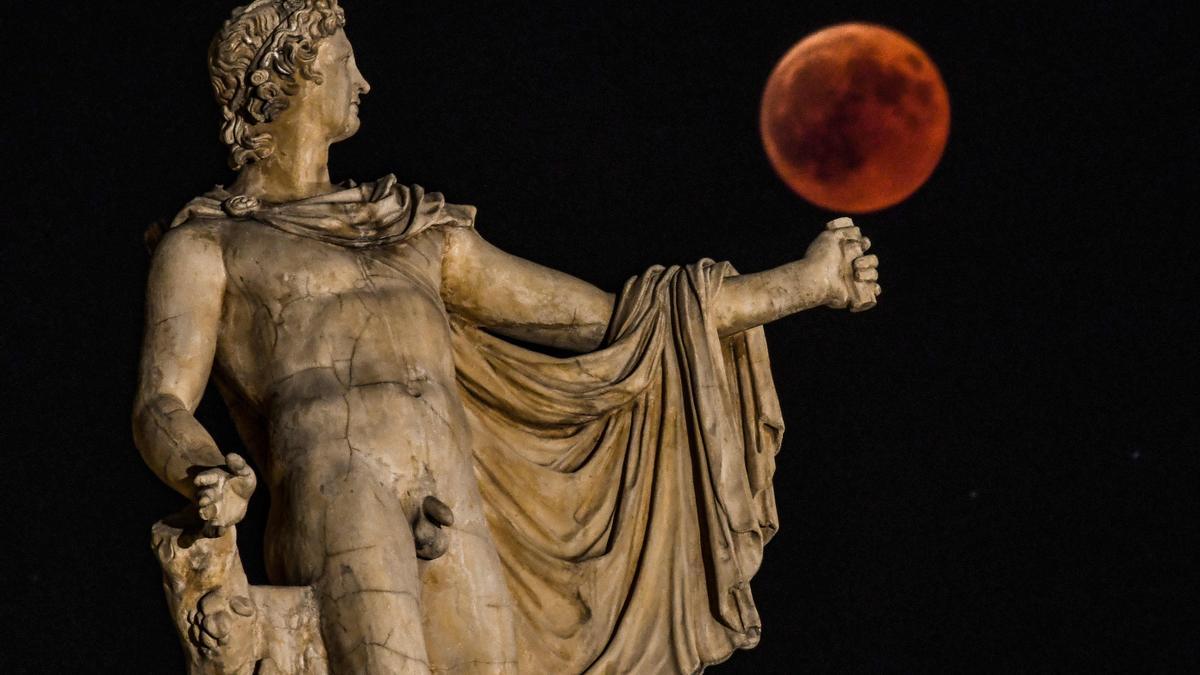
[182,442,224,467]
[797,258,840,307]
[821,275,846,307]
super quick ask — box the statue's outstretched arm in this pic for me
[713,218,881,336]
[441,226,616,351]
[441,218,880,351]
[132,225,234,500]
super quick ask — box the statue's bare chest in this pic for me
[216,223,457,401]
[224,224,444,307]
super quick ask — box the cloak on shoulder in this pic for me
[167,176,785,674]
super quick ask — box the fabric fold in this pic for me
[452,259,783,674]
[168,174,474,247]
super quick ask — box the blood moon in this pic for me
[760,23,950,213]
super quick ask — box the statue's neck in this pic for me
[229,138,335,203]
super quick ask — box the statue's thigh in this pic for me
[313,464,432,670]
[418,524,518,673]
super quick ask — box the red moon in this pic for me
[760,23,950,213]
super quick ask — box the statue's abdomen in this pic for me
[215,229,489,581]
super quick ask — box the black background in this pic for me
[2,2,1196,672]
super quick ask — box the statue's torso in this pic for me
[211,220,485,534]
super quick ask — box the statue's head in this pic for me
[209,0,370,170]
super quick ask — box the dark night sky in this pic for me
[2,2,1196,672]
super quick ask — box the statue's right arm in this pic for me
[132,226,228,499]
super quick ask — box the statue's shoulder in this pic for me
[146,190,236,254]
[152,219,227,264]
[143,219,228,300]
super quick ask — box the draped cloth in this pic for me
[452,260,784,674]
[166,173,476,248]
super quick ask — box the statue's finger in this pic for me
[841,239,864,260]
[855,268,879,282]
[197,493,214,507]
[834,226,862,241]
[826,216,855,230]
[849,285,878,313]
[860,236,871,252]
[199,503,217,521]
[226,453,248,474]
[853,255,879,269]
[194,472,222,487]
[874,283,883,296]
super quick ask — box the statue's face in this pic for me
[289,28,371,145]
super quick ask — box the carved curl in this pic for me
[208,0,346,169]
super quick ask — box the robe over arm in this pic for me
[451,259,784,674]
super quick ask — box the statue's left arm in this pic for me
[441,219,879,351]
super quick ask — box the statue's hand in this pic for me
[193,453,256,538]
[804,217,882,312]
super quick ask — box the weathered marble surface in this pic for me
[153,513,328,674]
[134,2,880,673]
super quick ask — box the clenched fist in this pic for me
[803,217,881,312]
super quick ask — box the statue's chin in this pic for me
[332,117,361,144]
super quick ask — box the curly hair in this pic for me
[208,0,346,169]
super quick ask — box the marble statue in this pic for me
[133,1,881,673]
